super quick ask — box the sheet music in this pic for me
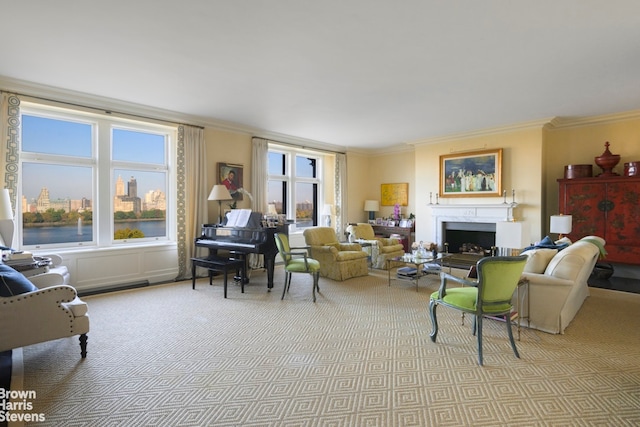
[226,209,252,227]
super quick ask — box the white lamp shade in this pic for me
[0,189,13,220]
[267,204,278,215]
[322,204,332,215]
[550,215,572,234]
[495,221,529,249]
[208,185,232,201]
[364,200,379,212]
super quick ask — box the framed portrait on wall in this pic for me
[439,149,502,197]
[218,162,243,200]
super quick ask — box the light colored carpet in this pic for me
[19,267,640,426]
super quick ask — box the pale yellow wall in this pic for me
[414,127,544,245]
[345,149,417,224]
[368,150,417,220]
[345,151,372,223]
[202,112,640,251]
[203,128,253,222]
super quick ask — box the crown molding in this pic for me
[406,118,554,147]
[0,76,347,153]
[546,109,640,130]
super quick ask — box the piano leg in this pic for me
[265,254,276,291]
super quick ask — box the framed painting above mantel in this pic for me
[439,148,502,197]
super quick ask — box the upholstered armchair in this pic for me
[303,227,369,281]
[346,223,404,269]
[519,236,605,334]
[0,264,89,357]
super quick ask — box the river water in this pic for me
[22,220,166,245]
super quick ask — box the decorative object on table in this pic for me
[364,200,379,221]
[218,162,244,200]
[564,164,593,179]
[380,183,408,206]
[624,161,639,177]
[393,203,401,220]
[411,241,419,257]
[439,148,502,197]
[594,141,620,177]
[208,184,233,224]
[550,214,572,239]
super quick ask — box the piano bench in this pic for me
[191,256,246,298]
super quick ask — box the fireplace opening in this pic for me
[442,222,496,255]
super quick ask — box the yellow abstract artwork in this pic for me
[381,183,408,206]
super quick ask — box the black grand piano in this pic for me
[194,212,288,290]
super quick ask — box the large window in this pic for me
[267,146,323,228]
[19,103,175,249]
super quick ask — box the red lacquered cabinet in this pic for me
[558,176,640,265]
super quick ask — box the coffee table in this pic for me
[386,253,452,291]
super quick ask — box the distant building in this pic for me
[144,189,166,211]
[114,175,142,214]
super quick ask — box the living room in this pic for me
[2,2,640,425]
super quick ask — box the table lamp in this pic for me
[550,214,572,239]
[495,221,529,256]
[0,188,14,249]
[322,204,333,227]
[364,200,379,221]
[208,185,233,224]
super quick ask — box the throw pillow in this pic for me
[0,264,38,297]
[522,248,558,274]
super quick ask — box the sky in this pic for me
[21,115,167,202]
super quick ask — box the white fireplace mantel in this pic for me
[430,203,520,246]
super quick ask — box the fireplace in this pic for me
[442,221,496,255]
[430,203,517,267]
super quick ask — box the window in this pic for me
[19,102,175,249]
[267,146,324,229]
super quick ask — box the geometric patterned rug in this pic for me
[18,267,640,426]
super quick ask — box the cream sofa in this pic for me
[303,227,369,281]
[518,236,605,334]
[345,223,404,269]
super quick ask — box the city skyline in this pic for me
[22,179,166,214]
[21,114,168,201]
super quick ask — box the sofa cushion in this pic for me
[522,248,558,273]
[0,264,38,297]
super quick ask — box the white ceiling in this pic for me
[2,1,640,151]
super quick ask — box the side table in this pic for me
[354,240,373,269]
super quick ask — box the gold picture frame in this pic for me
[381,183,408,206]
[439,149,502,197]
[218,162,244,201]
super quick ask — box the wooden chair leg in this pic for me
[428,300,439,342]
[506,317,520,359]
[312,272,318,303]
[477,316,483,366]
[79,333,88,358]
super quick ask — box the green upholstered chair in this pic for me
[429,255,527,365]
[275,233,321,302]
